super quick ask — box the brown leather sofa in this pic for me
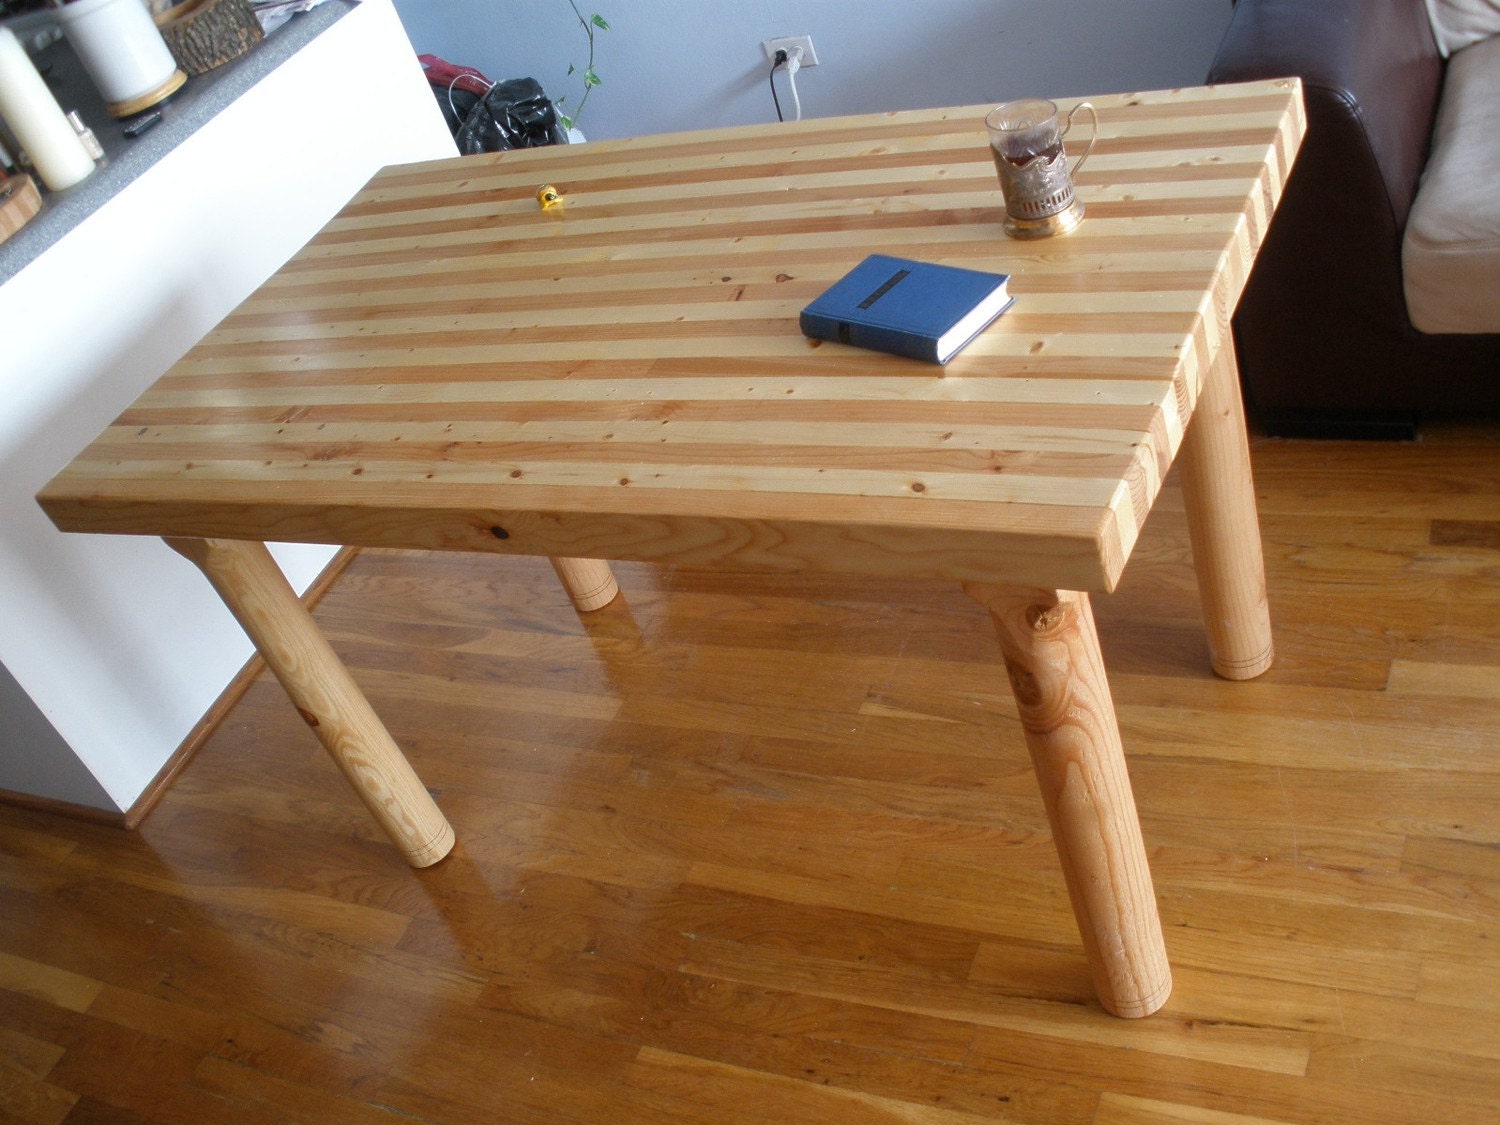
[1208,0,1500,437]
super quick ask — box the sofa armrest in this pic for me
[1208,0,1443,230]
[1204,0,1452,427]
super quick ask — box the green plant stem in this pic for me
[563,0,598,130]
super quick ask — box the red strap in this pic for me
[417,54,492,97]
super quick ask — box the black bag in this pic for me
[455,77,566,154]
[418,53,492,137]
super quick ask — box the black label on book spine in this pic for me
[857,268,911,310]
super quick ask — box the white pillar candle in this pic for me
[0,28,95,192]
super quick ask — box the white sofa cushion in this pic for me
[1423,0,1500,57]
[1402,33,1500,334]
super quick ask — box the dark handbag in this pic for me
[454,77,566,154]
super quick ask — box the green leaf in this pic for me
[583,68,601,87]
[591,14,610,30]
[567,63,576,75]
[559,112,575,130]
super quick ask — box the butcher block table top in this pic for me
[39,79,1304,596]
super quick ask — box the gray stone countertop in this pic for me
[0,0,357,287]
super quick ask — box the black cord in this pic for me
[769,51,786,122]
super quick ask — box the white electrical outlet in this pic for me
[762,35,819,67]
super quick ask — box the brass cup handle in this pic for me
[1064,101,1099,177]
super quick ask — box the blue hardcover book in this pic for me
[800,254,1013,364]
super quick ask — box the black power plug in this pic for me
[769,49,791,120]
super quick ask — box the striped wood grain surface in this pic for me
[38,80,1304,594]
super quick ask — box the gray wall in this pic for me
[391,0,1234,141]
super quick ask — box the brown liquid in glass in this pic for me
[991,141,1064,171]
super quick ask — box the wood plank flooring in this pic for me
[4,423,1500,1123]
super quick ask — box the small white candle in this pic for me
[0,28,95,192]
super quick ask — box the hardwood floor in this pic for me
[4,424,1500,1123]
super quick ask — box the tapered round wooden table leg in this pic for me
[166,538,455,868]
[965,584,1172,1018]
[550,556,619,612]
[1178,339,1274,680]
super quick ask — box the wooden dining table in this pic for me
[38,79,1305,1018]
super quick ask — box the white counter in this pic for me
[0,0,457,813]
